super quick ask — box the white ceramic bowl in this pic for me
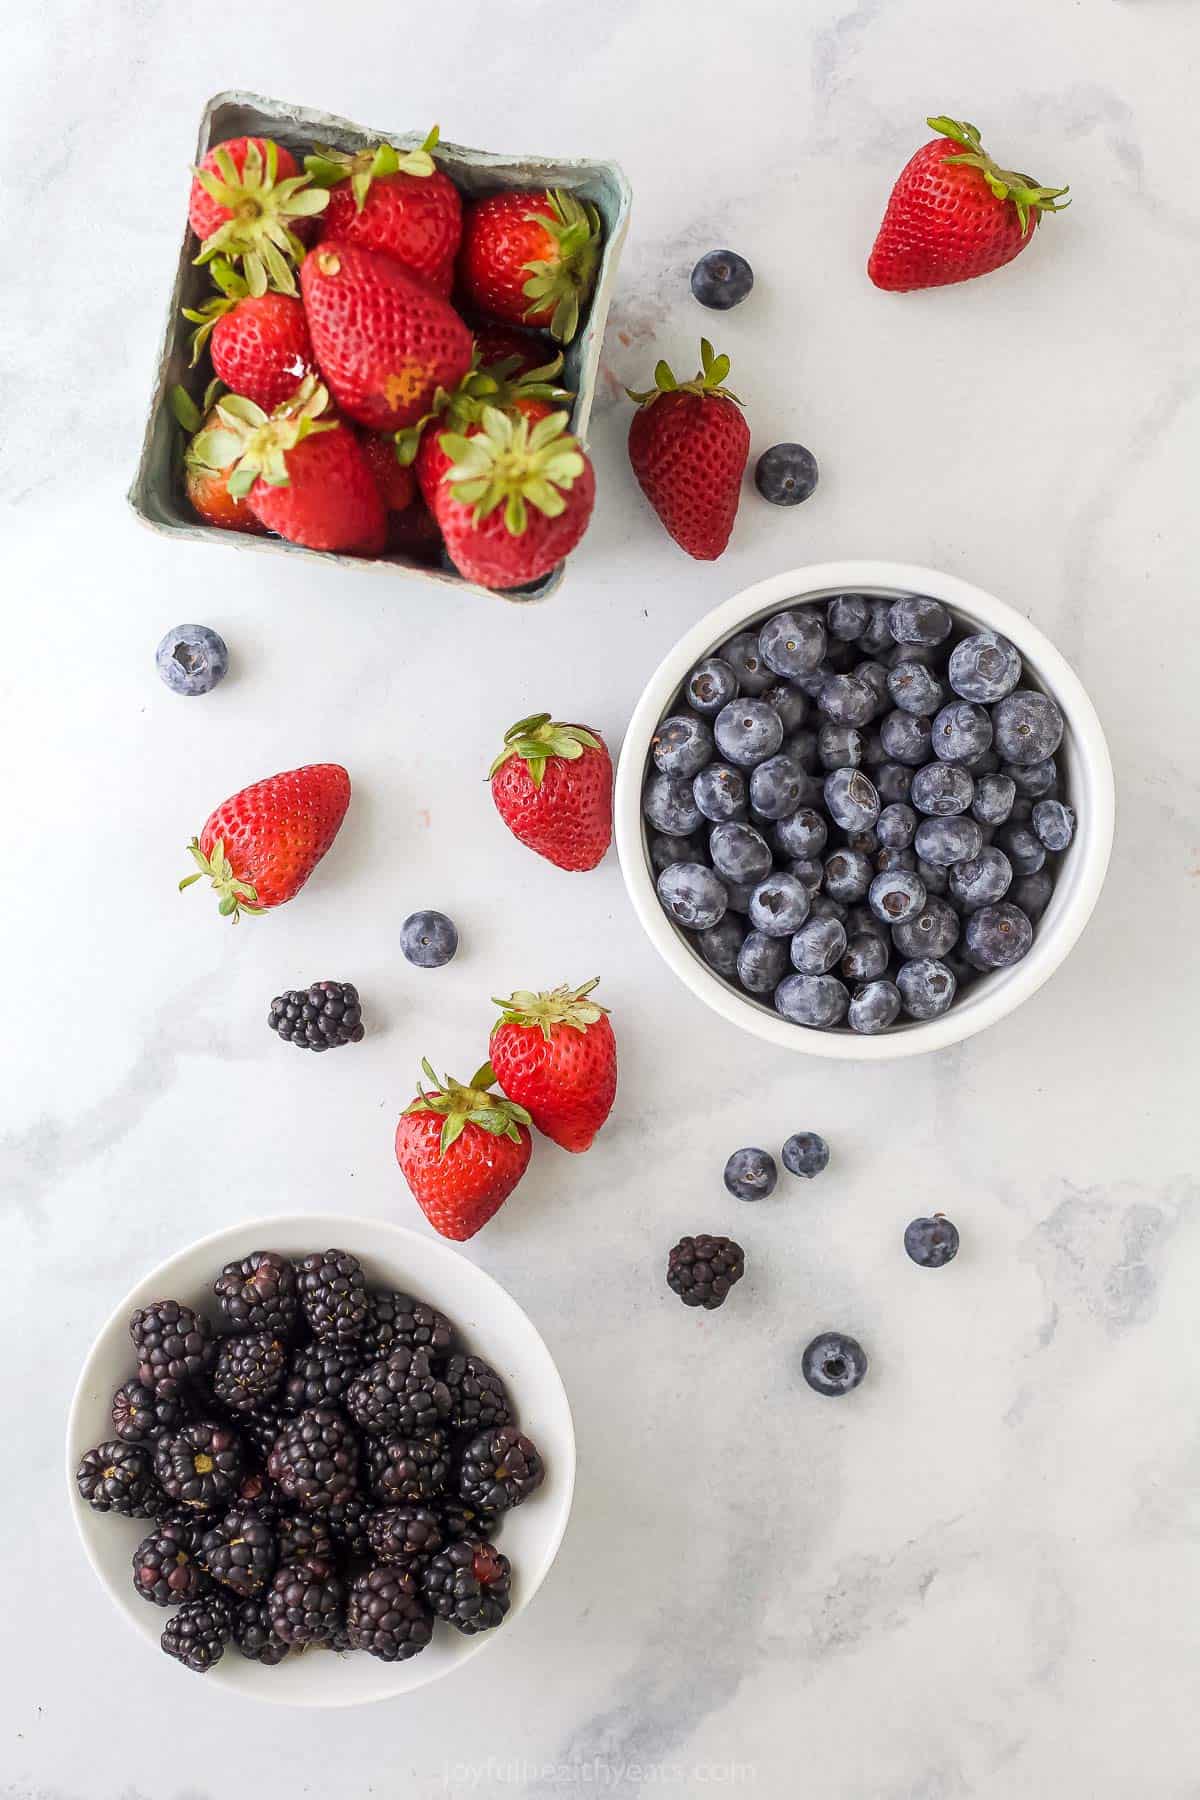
[615,561,1115,1060]
[66,1215,575,1705]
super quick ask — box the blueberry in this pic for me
[995,822,1046,876]
[787,855,826,894]
[653,714,714,778]
[790,914,847,975]
[657,862,728,929]
[719,632,775,696]
[887,642,938,670]
[992,690,1064,765]
[931,701,992,764]
[649,831,702,875]
[844,903,888,941]
[874,847,917,875]
[1012,869,1054,921]
[749,872,811,936]
[714,699,784,767]
[896,957,957,1020]
[691,248,754,309]
[749,753,810,820]
[696,914,746,977]
[1009,795,1035,824]
[948,847,1013,910]
[876,802,917,850]
[966,747,1000,775]
[827,594,869,641]
[892,896,960,960]
[1004,757,1058,798]
[822,847,873,904]
[868,867,926,925]
[782,1131,830,1178]
[755,443,819,506]
[724,1146,778,1201]
[785,728,820,772]
[775,973,849,1029]
[738,929,791,994]
[911,762,974,817]
[1032,799,1075,852]
[913,816,983,867]
[723,878,758,914]
[155,623,229,696]
[694,762,748,823]
[948,631,1022,703]
[841,933,889,982]
[887,661,944,717]
[400,910,459,968]
[824,768,880,833]
[879,710,933,767]
[971,772,1016,827]
[710,821,773,884]
[643,771,703,835]
[759,609,827,679]
[685,657,740,716]
[761,683,810,734]
[904,1215,959,1268]
[888,595,951,646]
[818,673,876,728]
[915,856,950,896]
[858,599,895,656]
[775,806,828,859]
[848,979,902,1034]
[876,763,915,804]
[964,902,1034,970]
[801,1331,867,1396]
[817,722,863,769]
[845,827,880,858]
[853,662,891,713]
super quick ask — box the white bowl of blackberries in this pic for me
[67,1217,574,1703]
[615,561,1114,1058]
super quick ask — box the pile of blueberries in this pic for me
[643,593,1075,1034]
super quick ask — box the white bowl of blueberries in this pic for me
[615,562,1114,1059]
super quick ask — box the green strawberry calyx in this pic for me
[189,375,337,499]
[488,715,603,788]
[181,258,251,363]
[394,349,573,466]
[178,836,265,921]
[192,138,329,298]
[626,337,743,409]
[405,1059,532,1157]
[492,978,608,1039]
[169,379,226,442]
[304,126,441,211]
[928,117,1070,235]
[519,189,602,343]
[440,407,586,536]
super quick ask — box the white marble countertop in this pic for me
[7,1,1199,1794]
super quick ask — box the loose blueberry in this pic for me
[652,714,714,778]
[694,762,749,823]
[643,771,704,835]
[887,661,944,717]
[824,767,880,833]
[761,682,810,735]
[876,802,917,850]
[911,762,974,817]
[822,847,874,904]
[685,657,740,716]
[709,821,774,884]
[400,910,459,968]
[818,674,876,728]
[948,847,1013,910]
[749,872,812,936]
[817,722,864,769]
[775,806,828,859]
[696,914,746,977]
[720,632,775,696]
[790,914,848,975]
[738,929,791,995]
[841,933,889,982]
[801,1332,867,1397]
[774,972,849,1029]
[758,609,827,679]
[868,867,926,925]
[879,710,933,767]
[1032,798,1075,853]
[913,816,983,866]
[876,763,915,804]
[1004,757,1058,798]
[724,1147,778,1201]
[904,1215,960,1268]
[714,699,784,767]
[991,690,1064,765]
[848,979,902,1034]
[657,862,728,930]
[782,1131,830,1178]
[948,631,1022,703]
[755,443,819,506]
[827,594,870,641]
[887,595,952,646]
[892,896,960,960]
[971,772,1017,827]
[691,248,754,310]
[896,956,957,1020]
[994,822,1046,876]
[964,902,1034,969]
[931,701,992,764]
[155,623,229,696]
[749,753,811,821]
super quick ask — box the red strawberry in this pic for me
[490,980,616,1153]
[395,1061,532,1240]
[868,115,1069,292]
[182,259,314,411]
[388,493,444,564]
[433,407,594,589]
[305,129,462,290]
[472,321,553,375]
[187,137,328,297]
[180,763,351,919]
[300,240,473,431]
[170,384,267,536]
[489,713,611,872]
[412,349,571,507]
[627,339,750,560]
[459,189,601,343]
[359,431,416,512]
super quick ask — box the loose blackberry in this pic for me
[458,1427,545,1516]
[267,1556,345,1644]
[161,1592,233,1673]
[326,1493,375,1560]
[666,1234,745,1310]
[367,1435,450,1507]
[154,1421,244,1511]
[442,1353,512,1434]
[345,1348,451,1440]
[423,1538,512,1635]
[269,981,364,1051]
[199,1506,278,1597]
[213,1332,286,1412]
[438,1497,500,1543]
[277,1511,335,1565]
[362,1290,455,1360]
[129,1299,215,1397]
[76,1441,157,1517]
[213,1250,299,1337]
[111,1378,186,1444]
[267,1408,358,1511]
[297,1248,369,1344]
[282,1342,361,1413]
[132,1521,209,1606]
[230,1595,291,1666]
[346,1566,433,1662]
[366,1505,444,1568]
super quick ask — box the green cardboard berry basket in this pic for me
[128,90,631,602]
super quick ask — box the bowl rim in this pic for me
[614,559,1115,1060]
[66,1212,576,1706]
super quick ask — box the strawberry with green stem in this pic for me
[395,1061,533,1241]
[433,407,594,590]
[188,137,328,298]
[409,348,572,505]
[305,127,462,294]
[490,980,617,1153]
[180,762,351,920]
[170,382,266,536]
[459,189,602,344]
[182,258,314,412]
[627,338,750,561]
[489,714,612,871]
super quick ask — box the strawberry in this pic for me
[170,384,266,535]
[490,980,616,1153]
[180,763,351,920]
[411,349,571,508]
[305,128,462,290]
[182,259,314,411]
[626,338,750,561]
[187,137,328,298]
[459,189,601,343]
[387,493,444,564]
[395,1061,532,1240]
[868,116,1069,293]
[359,431,416,513]
[489,713,611,871]
[300,239,474,431]
[434,407,594,589]
[472,321,553,375]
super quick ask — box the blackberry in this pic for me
[213,1332,286,1412]
[236,1466,278,1511]
[277,1510,335,1565]
[76,1441,157,1517]
[111,1378,186,1444]
[129,1299,215,1397]
[367,1435,450,1507]
[346,1566,433,1662]
[154,1421,244,1511]
[199,1506,278,1597]
[160,1592,233,1673]
[458,1427,545,1516]
[345,1348,451,1440]
[267,1556,345,1645]
[423,1539,512,1635]
[366,1505,444,1568]
[267,1408,358,1511]
[666,1234,745,1309]
[282,1342,361,1413]
[297,1248,369,1344]
[442,1353,512,1434]
[269,981,364,1051]
[327,1493,376,1560]
[230,1595,291,1666]
[132,1521,209,1606]
[362,1290,455,1360]
[238,1406,285,1470]
[438,1497,500,1543]
[213,1250,299,1337]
